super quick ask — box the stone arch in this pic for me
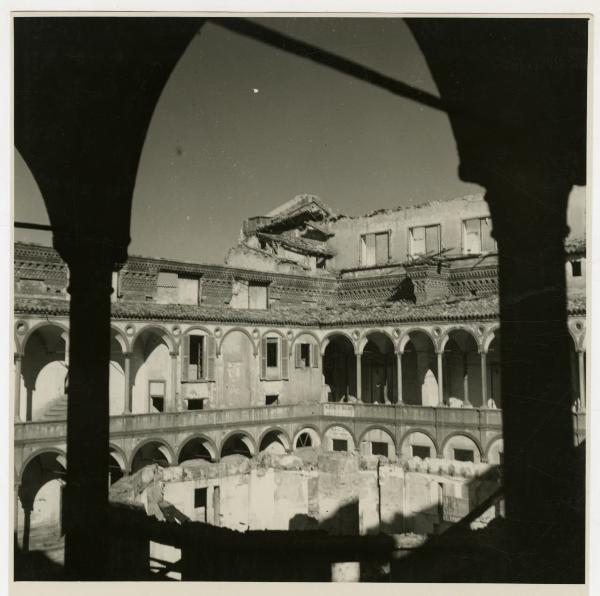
[183,324,214,337]
[484,330,502,408]
[440,327,482,407]
[485,435,504,465]
[358,328,397,354]
[400,329,438,406]
[320,330,356,356]
[292,426,322,449]
[21,321,69,353]
[258,427,292,454]
[218,327,257,356]
[20,447,67,480]
[20,323,69,421]
[322,332,357,402]
[109,444,127,484]
[109,327,128,416]
[177,434,218,463]
[219,328,257,408]
[129,438,174,473]
[399,429,439,459]
[290,330,322,353]
[437,325,481,352]
[130,326,175,414]
[482,325,500,353]
[359,330,397,404]
[220,430,256,458]
[17,449,67,551]
[323,423,356,452]
[358,425,397,458]
[398,327,436,353]
[108,443,127,472]
[131,324,176,354]
[110,325,130,353]
[440,432,483,463]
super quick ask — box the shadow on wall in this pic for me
[14,457,507,582]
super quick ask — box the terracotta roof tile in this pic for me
[14,292,586,327]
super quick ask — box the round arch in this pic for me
[437,325,481,352]
[108,443,128,472]
[258,427,292,454]
[485,435,504,464]
[258,426,292,450]
[358,425,397,458]
[398,327,436,353]
[110,325,130,353]
[358,425,397,449]
[292,426,322,449]
[323,423,356,452]
[129,438,174,472]
[20,447,67,480]
[131,324,176,354]
[399,429,439,459]
[290,330,322,353]
[177,434,218,463]
[217,327,257,356]
[358,329,397,354]
[183,324,214,337]
[220,430,257,458]
[21,321,69,353]
[482,326,500,353]
[440,432,483,463]
[320,330,356,356]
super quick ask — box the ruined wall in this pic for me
[114,451,502,539]
[328,195,491,270]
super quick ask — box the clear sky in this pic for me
[14,17,485,264]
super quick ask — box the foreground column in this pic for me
[62,244,114,580]
[486,180,582,578]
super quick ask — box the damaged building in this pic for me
[13,192,587,563]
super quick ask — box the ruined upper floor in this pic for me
[13,191,587,319]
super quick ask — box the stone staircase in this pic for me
[40,394,68,421]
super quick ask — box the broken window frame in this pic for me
[360,230,391,267]
[462,216,496,255]
[409,224,441,257]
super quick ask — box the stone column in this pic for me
[123,352,132,413]
[169,351,179,412]
[480,351,487,407]
[485,179,579,570]
[577,350,585,410]
[436,351,444,406]
[14,353,23,422]
[14,482,21,548]
[355,353,362,402]
[396,351,403,404]
[463,353,471,406]
[61,243,114,579]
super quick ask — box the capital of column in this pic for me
[14,352,24,362]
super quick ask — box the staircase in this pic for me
[40,394,68,421]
